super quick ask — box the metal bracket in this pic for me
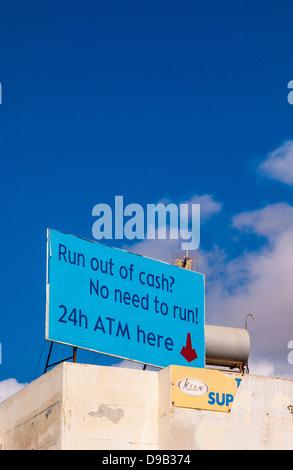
[44,342,77,374]
[245,313,255,330]
[244,314,255,374]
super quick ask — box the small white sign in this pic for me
[177,377,209,397]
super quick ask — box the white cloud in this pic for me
[113,360,145,370]
[112,360,160,371]
[202,202,293,378]
[121,182,293,378]
[247,360,276,377]
[183,194,222,221]
[125,196,293,378]
[0,378,28,403]
[123,193,222,264]
[259,140,293,185]
[232,202,293,242]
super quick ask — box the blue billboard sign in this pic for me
[46,229,205,368]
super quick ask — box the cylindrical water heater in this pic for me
[205,325,250,370]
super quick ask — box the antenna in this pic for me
[172,249,198,271]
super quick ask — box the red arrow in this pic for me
[180,333,198,362]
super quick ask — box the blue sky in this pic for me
[1,0,293,397]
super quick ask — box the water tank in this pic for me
[205,325,250,370]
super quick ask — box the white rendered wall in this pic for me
[0,362,292,450]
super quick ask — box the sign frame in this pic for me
[46,229,206,369]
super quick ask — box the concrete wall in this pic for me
[0,363,64,450]
[61,363,159,450]
[160,369,293,450]
[0,362,159,450]
[0,362,292,450]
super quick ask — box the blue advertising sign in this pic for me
[46,229,205,368]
